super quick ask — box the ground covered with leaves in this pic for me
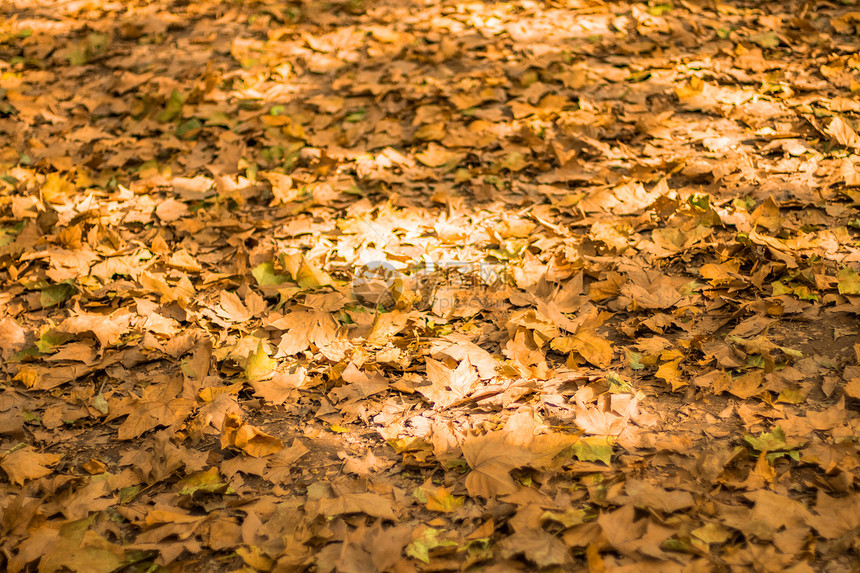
[1,0,860,571]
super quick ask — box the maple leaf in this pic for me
[807,491,860,540]
[31,515,126,573]
[316,492,397,521]
[366,309,411,346]
[252,262,291,287]
[56,305,133,347]
[220,413,283,458]
[179,467,233,496]
[250,367,306,405]
[1,445,62,485]
[461,430,576,497]
[826,116,860,150]
[110,377,194,440]
[744,426,801,462]
[837,267,860,295]
[269,310,339,355]
[216,291,253,323]
[415,483,464,512]
[552,332,614,368]
[282,253,333,288]
[6,0,860,568]
[417,357,479,409]
[498,529,571,568]
[655,358,687,391]
[624,479,695,513]
[571,436,614,465]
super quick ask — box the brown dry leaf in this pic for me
[0,317,27,358]
[429,335,499,379]
[216,291,253,323]
[728,370,763,399]
[250,367,306,405]
[843,377,860,399]
[316,492,397,520]
[5,0,860,569]
[655,358,687,391]
[417,357,479,409]
[621,281,682,310]
[366,309,411,346]
[552,331,614,368]
[264,172,298,204]
[807,491,860,539]
[826,116,860,150]
[746,489,812,533]
[461,430,576,497]
[1,446,62,485]
[598,504,673,559]
[415,143,463,167]
[270,310,340,355]
[111,377,194,440]
[462,432,535,497]
[154,198,189,222]
[498,528,571,568]
[27,516,126,573]
[624,479,695,513]
[166,249,202,273]
[56,306,133,347]
[574,395,637,436]
[220,412,283,458]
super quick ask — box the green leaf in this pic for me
[572,436,614,465]
[7,346,40,363]
[418,485,465,512]
[68,46,88,65]
[744,426,798,453]
[252,262,290,286]
[345,108,366,122]
[175,117,202,139]
[750,31,780,49]
[117,485,141,504]
[627,350,644,370]
[765,450,799,463]
[40,282,75,308]
[405,528,457,564]
[295,259,333,289]
[0,223,23,246]
[837,267,860,295]
[178,467,232,495]
[771,280,819,301]
[157,89,185,123]
[204,111,232,127]
[245,340,276,382]
[607,372,633,393]
[647,3,672,16]
[36,329,72,353]
[691,522,731,544]
[91,393,109,415]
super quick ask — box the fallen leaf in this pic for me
[220,413,283,457]
[1,445,62,485]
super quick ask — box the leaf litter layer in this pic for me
[1,0,860,571]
